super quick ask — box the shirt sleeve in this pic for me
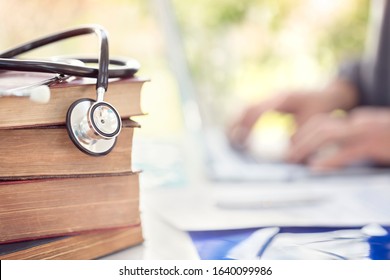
[337,59,368,106]
[336,0,390,107]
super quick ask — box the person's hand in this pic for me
[286,107,390,170]
[228,91,333,149]
[228,92,345,150]
[228,79,358,150]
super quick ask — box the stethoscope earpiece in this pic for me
[66,98,122,156]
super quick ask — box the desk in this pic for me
[102,138,390,260]
[102,198,199,260]
[103,177,390,260]
[101,137,201,259]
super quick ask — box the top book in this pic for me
[0,71,146,129]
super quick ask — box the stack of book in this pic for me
[0,73,147,259]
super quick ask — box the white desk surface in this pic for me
[102,138,390,260]
[102,175,390,260]
[102,201,199,260]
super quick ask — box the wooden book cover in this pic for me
[0,173,140,243]
[0,71,147,129]
[0,226,143,260]
[0,120,139,180]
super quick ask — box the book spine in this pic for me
[0,125,134,179]
[0,173,140,243]
[0,226,143,260]
[0,78,145,129]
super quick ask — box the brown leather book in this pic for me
[0,173,140,244]
[0,71,147,129]
[0,119,139,180]
[0,226,143,260]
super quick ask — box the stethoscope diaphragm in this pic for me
[66,98,122,156]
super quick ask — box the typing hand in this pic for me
[227,90,338,151]
[286,108,390,170]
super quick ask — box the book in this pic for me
[0,119,138,180]
[0,71,145,258]
[0,225,143,260]
[0,71,146,129]
[0,172,140,244]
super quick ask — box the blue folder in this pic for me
[188,226,390,260]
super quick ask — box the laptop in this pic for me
[154,0,389,183]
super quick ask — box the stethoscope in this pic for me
[0,25,140,156]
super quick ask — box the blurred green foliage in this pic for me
[317,0,370,68]
[172,0,370,117]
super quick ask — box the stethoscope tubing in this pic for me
[0,57,138,79]
[0,25,136,156]
[0,25,138,90]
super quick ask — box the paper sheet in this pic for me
[143,175,390,231]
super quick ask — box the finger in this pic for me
[309,142,368,171]
[290,114,328,144]
[287,116,349,163]
[227,102,269,148]
[228,95,289,148]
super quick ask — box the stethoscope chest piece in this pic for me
[66,98,122,156]
[0,25,136,156]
